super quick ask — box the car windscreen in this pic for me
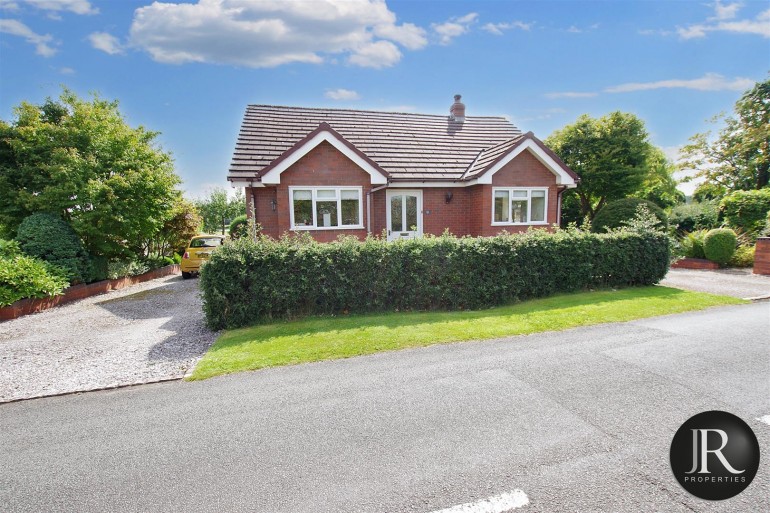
[190,238,222,248]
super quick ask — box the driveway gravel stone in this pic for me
[661,267,770,299]
[0,275,216,403]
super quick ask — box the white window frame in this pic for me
[491,187,549,226]
[289,186,364,230]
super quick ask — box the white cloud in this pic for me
[325,88,360,101]
[59,66,74,74]
[0,1,20,12]
[432,12,477,45]
[482,21,531,35]
[128,0,425,69]
[605,73,755,93]
[544,91,598,99]
[22,0,97,15]
[88,31,124,55]
[374,22,426,50]
[0,18,55,56]
[678,2,770,39]
[348,39,400,68]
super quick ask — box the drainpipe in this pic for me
[366,183,389,235]
[556,185,567,227]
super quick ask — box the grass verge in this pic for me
[188,286,745,381]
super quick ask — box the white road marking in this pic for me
[757,415,770,426]
[430,489,529,513]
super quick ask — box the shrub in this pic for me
[0,254,69,306]
[669,201,720,235]
[679,230,708,259]
[15,213,92,284]
[729,245,755,268]
[229,215,249,239]
[107,259,150,280]
[200,230,671,330]
[720,189,770,240]
[591,198,667,233]
[762,211,770,237]
[703,228,737,265]
[0,239,21,258]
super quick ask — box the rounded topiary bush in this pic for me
[229,214,248,239]
[703,228,737,265]
[591,198,667,233]
[15,213,91,284]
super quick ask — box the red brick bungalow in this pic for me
[228,96,579,242]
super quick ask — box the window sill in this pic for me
[491,222,549,226]
[291,225,364,231]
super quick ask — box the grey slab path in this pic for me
[0,275,217,402]
[661,267,770,299]
[1,302,768,512]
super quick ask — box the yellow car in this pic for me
[181,235,225,279]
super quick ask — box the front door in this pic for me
[386,190,422,241]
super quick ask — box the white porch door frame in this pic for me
[386,189,423,241]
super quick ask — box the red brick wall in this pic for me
[248,145,560,241]
[474,149,559,236]
[251,141,372,242]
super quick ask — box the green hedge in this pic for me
[703,228,737,265]
[200,230,671,330]
[16,213,92,284]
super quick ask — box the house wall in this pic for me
[474,149,560,236]
[247,144,561,241]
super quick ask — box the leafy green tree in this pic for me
[195,187,245,234]
[0,89,181,260]
[143,197,202,256]
[633,147,685,208]
[546,112,654,220]
[681,77,770,195]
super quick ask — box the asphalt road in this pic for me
[1,302,768,512]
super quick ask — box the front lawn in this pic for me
[188,286,745,380]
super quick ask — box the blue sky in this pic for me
[1,0,768,198]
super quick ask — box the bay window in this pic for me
[492,188,548,225]
[290,187,363,229]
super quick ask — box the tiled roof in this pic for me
[229,105,522,183]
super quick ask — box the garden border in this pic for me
[671,258,719,270]
[0,265,180,322]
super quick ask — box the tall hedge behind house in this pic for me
[200,230,670,330]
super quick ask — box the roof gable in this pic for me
[259,123,388,185]
[466,132,578,187]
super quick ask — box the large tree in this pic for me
[681,77,770,196]
[633,147,685,209]
[546,112,654,220]
[0,89,181,259]
[195,187,245,234]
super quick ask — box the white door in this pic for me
[386,190,422,241]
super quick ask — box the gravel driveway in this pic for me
[0,275,217,403]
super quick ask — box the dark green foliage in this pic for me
[669,201,720,235]
[763,211,770,237]
[0,254,69,306]
[200,230,671,330]
[679,230,708,259]
[719,188,770,240]
[703,228,737,265]
[591,198,667,233]
[229,215,248,239]
[15,213,91,284]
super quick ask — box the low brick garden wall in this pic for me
[754,237,770,276]
[671,258,720,270]
[0,265,180,322]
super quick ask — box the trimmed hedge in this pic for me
[669,201,719,235]
[703,228,737,265]
[592,198,667,233]
[200,230,671,330]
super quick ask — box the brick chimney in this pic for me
[449,94,465,121]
